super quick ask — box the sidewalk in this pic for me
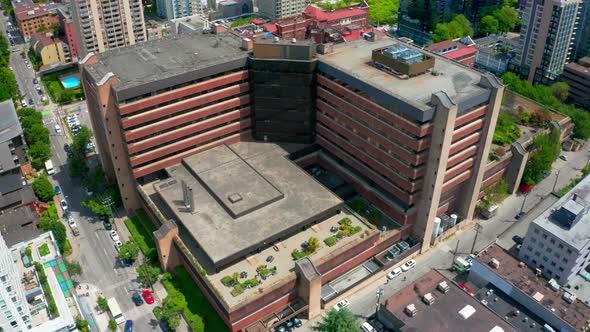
[76,283,108,332]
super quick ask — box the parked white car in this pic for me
[333,299,350,311]
[387,267,403,280]
[114,241,122,251]
[401,259,416,272]
[110,230,120,242]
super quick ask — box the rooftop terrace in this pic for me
[154,142,344,269]
[317,37,492,122]
[383,270,517,332]
[84,32,248,100]
[477,244,590,330]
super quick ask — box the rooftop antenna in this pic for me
[181,180,195,213]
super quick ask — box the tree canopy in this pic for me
[312,308,359,332]
[522,128,561,185]
[550,82,570,102]
[479,15,499,36]
[367,0,399,24]
[137,263,160,288]
[493,112,521,145]
[119,240,140,262]
[432,15,473,42]
[18,108,52,168]
[494,7,519,33]
[32,176,55,202]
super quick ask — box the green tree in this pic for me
[522,128,561,185]
[0,67,18,102]
[25,123,50,145]
[83,167,105,193]
[29,141,51,169]
[137,263,160,289]
[50,23,61,37]
[97,296,109,312]
[69,155,88,178]
[312,308,358,332]
[82,197,112,216]
[119,240,140,262]
[504,0,518,8]
[307,237,320,253]
[75,316,91,332]
[479,15,500,36]
[108,319,118,331]
[432,15,473,42]
[432,23,451,42]
[367,0,399,24]
[493,112,521,145]
[32,176,55,202]
[36,25,48,32]
[160,293,186,329]
[493,7,518,33]
[65,260,82,276]
[72,125,92,155]
[550,82,570,102]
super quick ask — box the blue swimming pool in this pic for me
[60,75,81,89]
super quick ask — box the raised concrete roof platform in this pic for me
[84,32,248,101]
[155,142,343,269]
[317,37,492,122]
[183,146,284,218]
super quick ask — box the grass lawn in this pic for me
[164,266,228,332]
[124,209,158,261]
[38,243,50,256]
[41,67,84,105]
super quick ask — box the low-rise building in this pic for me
[30,32,71,67]
[14,2,60,41]
[378,270,518,332]
[474,35,518,76]
[426,37,478,67]
[145,19,174,40]
[56,7,80,62]
[561,57,590,109]
[519,175,590,284]
[0,100,28,175]
[470,243,590,331]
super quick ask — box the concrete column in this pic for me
[505,142,529,194]
[154,220,181,272]
[414,92,458,254]
[456,74,504,220]
[295,258,322,320]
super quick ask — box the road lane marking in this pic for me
[103,248,108,256]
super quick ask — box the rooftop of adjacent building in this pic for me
[304,3,369,22]
[0,203,41,248]
[14,2,60,21]
[8,232,77,331]
[31,31,64,49]
[83,31,247,94]
[0,99,23,144]
[476,243,590,330]
[316,37,490,116]
[564,57,590,78]
[530,175,590,251]
[383,269,518,332]
[152,141,345,267]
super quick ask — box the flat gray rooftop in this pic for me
[533,175,590,251]
[317,38,490,122]
[0,99,22,143]
[84,32,248,101]
[154,142,343,268]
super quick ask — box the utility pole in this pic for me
[471,223,483,254]
[552,170,561,192]
[375,288,384,317]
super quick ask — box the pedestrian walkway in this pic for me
[76,283,107,332]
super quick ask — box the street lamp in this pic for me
[375,288,384,317]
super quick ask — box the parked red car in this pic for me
[142,290,155,304]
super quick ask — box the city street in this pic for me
[1,9,160,330]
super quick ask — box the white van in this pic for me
[454,256,472,271]
[54,124,62,134]
[107,297,125,324]
[361,322,376,332]
[44,160,55,175]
